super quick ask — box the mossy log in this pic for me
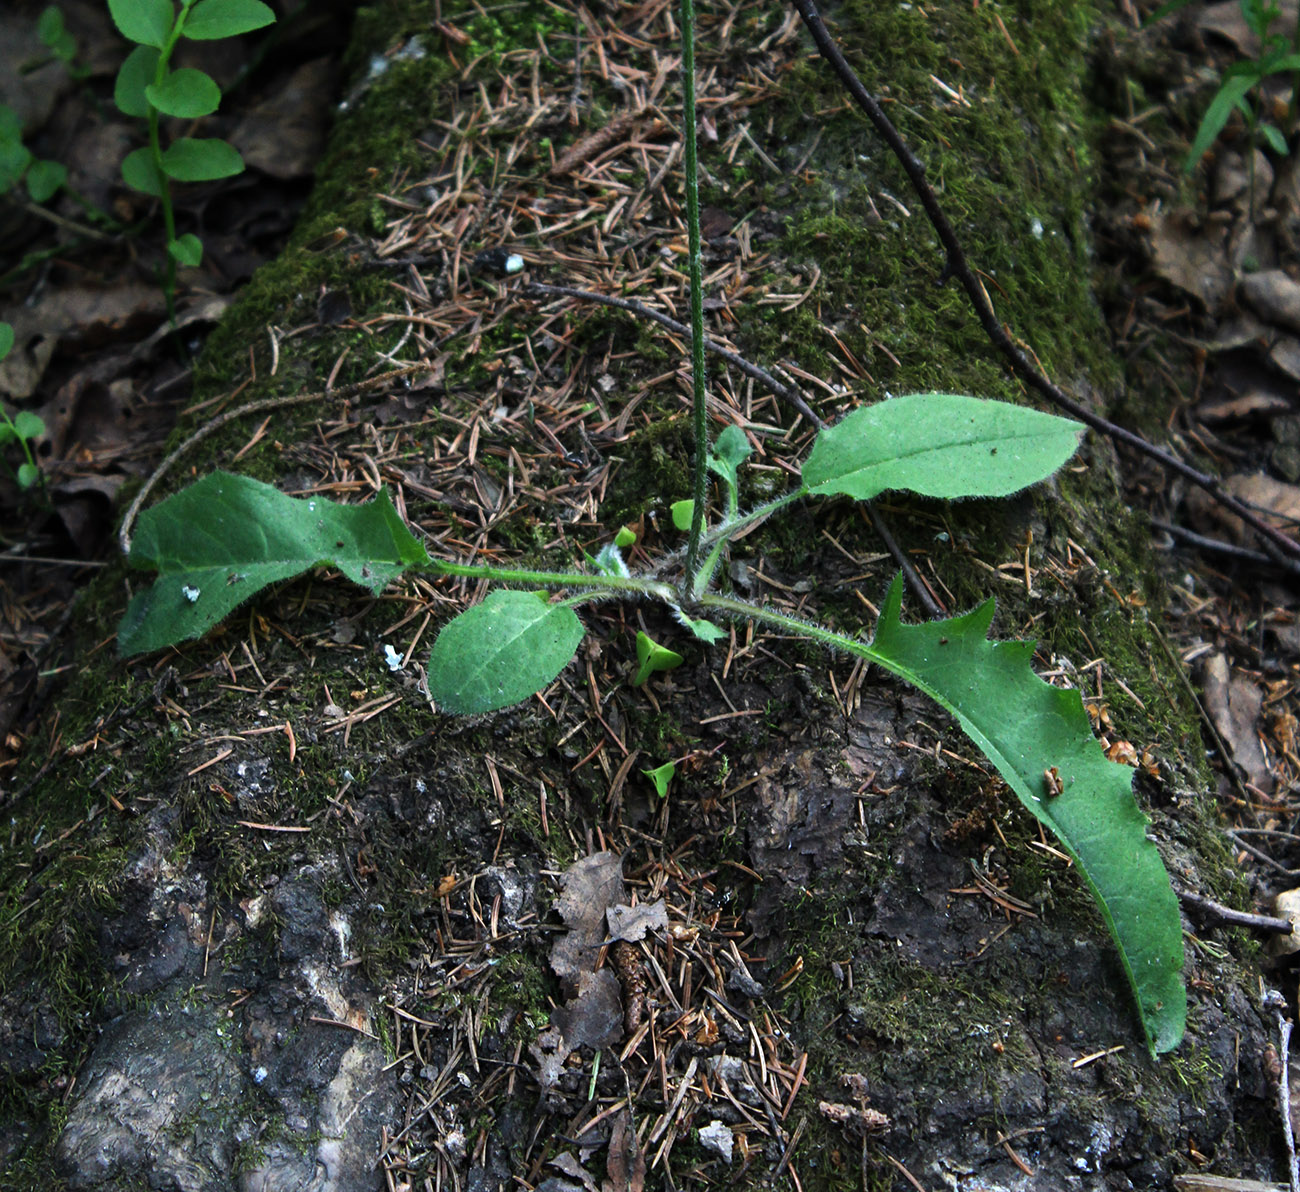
[0,2,1283,1189]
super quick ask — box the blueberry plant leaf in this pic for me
[182,0,276,40]
[161,137,243,182]
[168,233,203,266]
[862,574,1186,1055]
[802,393,1084,501]
[121,146,165,196]
[118,472,430,656]
[146,67,221,118]
[114,45,160,118]
[426,590,585,714]
[26,159,65,202]
[108,0,173,48]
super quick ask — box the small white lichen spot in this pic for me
[182,586,200,603]
[384,644,404,672]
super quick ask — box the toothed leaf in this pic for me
[862,574,1185,1056]
[118,472,429,655]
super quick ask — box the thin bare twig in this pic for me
[118,363,437,554]
[1176,887,1292,936]
[1265,989,1300,1192]
[790,0,1300,573]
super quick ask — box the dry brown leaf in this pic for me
[551,851,625,984]
[606,899,667,942]
[1202,653,1273,793]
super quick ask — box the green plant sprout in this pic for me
[108,0,276,323]
[642,762,676,800]
[1155,0,1300,190]
[0,103,68,207]
[0,322,46,490]
[36,6,89,79]
[112,1,1187,1056]
[633,631,683,686]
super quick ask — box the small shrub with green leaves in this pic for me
[0,322,45,490]
[113,0,1187,1057]
[108,0,275,315]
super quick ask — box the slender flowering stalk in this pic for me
[678,0,710,591]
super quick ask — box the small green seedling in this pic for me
[37,6,89,79]
[1155,0,1300,188]
[0,322,45,490]
[108,0,276,321]
[614,524,637,549]
[632,631,683,686]
[0,104,68,205]
[642,762,676,799]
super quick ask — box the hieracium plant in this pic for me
[113,1,1186,1055]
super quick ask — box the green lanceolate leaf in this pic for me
[118,472,430,656]
[146,67,221,118]
[114,45,160,117]
[120,146,165,196]
[1185,71,1256,172]
[862,574,1185,1055]
[427,590,585,714]
[161,137,243,182]
[108,0,174,48]
[802,393,1084,502]
[182,0,276,39]
[0,322,14,359]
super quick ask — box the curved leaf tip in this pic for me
[867,574,1186,1055]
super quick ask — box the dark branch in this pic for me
[789,0,1300,573]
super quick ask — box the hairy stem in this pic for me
[679,0,710,589]
[426,559,675,603]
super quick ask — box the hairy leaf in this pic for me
[118,472,430,656]
[182,0,276,39]
[108,0,173,47]
[427,590,584,714]
[146,67,221,118]
[861,575,1185,1055]
[802,393,1083,501]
